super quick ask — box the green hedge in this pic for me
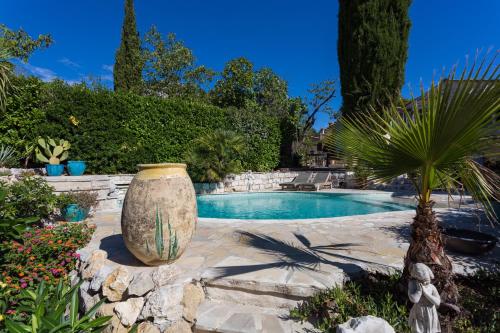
[1,77,281,175]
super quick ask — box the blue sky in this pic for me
[1,0,499,129]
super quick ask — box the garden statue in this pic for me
[408,263,441,333]
[121,163,197,266]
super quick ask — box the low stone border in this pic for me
[74,247,204,333]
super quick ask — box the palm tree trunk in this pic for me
[402,201,459,308]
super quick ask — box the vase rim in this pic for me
[138,163,187,170]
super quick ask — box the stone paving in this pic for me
[78,190,499,332]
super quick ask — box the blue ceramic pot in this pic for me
[62,204,89,222]
[46,164,64,176]
[67,161,86,176]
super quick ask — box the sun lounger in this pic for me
[279,172,313,190]
[298,172,332,191]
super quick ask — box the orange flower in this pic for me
[18,272,24,277]
[29,256,35,261]
[48,240,53,245]
[57,240,62,244]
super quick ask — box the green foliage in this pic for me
[57,191,98,211]
[0,184,39,242]
[185,129,246,182]
[0,76,47,163]
[1,78,281,174]
[4,280,111,333]
[290,274,409,332]
[114,0,142,92]
[0,49,13,111]
[0,176,57,220]
[227,108,282,171]
[0,24,52,62]
[0,145,16,168]
[1,224,94,288]
[142,27,214,100]
[338,0,411,117]
[327,55,500,218]
[211,57,255,109]
[35,137,70,165]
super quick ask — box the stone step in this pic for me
[194,299,319,333]
[201,256,347,308]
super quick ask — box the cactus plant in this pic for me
[35,137,71,165]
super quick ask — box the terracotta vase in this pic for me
[121,163,197,266]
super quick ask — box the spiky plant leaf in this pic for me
[155,205,164,258]
[326,54,500,220]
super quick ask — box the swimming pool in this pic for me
[197,192,414,220]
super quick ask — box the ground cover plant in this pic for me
[0,223,95,331]
[290,271,500,333]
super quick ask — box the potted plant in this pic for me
[35,138,70,176]
[67,160,87,176]
[58,191,98,222]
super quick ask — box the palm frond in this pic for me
[326,53,499,218]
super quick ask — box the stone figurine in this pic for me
[408,263,441,333]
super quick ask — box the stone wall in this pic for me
[25,171,299,211]
[194,171,298,194]
[75,248,202,333]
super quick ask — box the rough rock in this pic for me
[90,265,114,292]
[114,297,145,327]
[79,280,100,312]
[81,250,108,279]
[336,315,395,333]
[151,264,180,287]
[104,315,129,333]
[164,320,192,333]
[128,271,155,296]
[140,284,184,321]
[102,266,133,302]
[182,283,204,323]
[137,322,160,333]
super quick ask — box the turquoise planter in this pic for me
[67,161,86,176]
[46,164,64,176]
[62,204,89,222]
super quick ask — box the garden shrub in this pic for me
[0,223,94,290]
[0,223,97,331]
[1,176,57,219]
[2,77,282,174]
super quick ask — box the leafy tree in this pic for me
[185,129,245,182]
[141,26,214,99]
[254,68,290,118]
[327,56,499,306]
[338,0,411,117]
[0,25,52,110]
[211,57,255,108]
[114,0,142,92]
[0,24,52,62]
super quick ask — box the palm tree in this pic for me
[185,129,246,182]
[326,55,499,307]
[0,48,13,111]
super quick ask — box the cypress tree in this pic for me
[338,0,411,117]
[114,0,142,92]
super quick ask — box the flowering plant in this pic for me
[0,224,94,291]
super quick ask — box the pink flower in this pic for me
[6,309,16,315]
[20,282,27,289]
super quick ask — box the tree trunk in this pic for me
[402,201,459,308]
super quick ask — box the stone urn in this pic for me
[121,163,197,266]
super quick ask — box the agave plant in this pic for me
[0,144,16,167]
[326,55,499,306]
[185,129,246,182]
[35,137,70,165]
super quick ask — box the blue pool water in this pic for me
[197,192,414,220]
